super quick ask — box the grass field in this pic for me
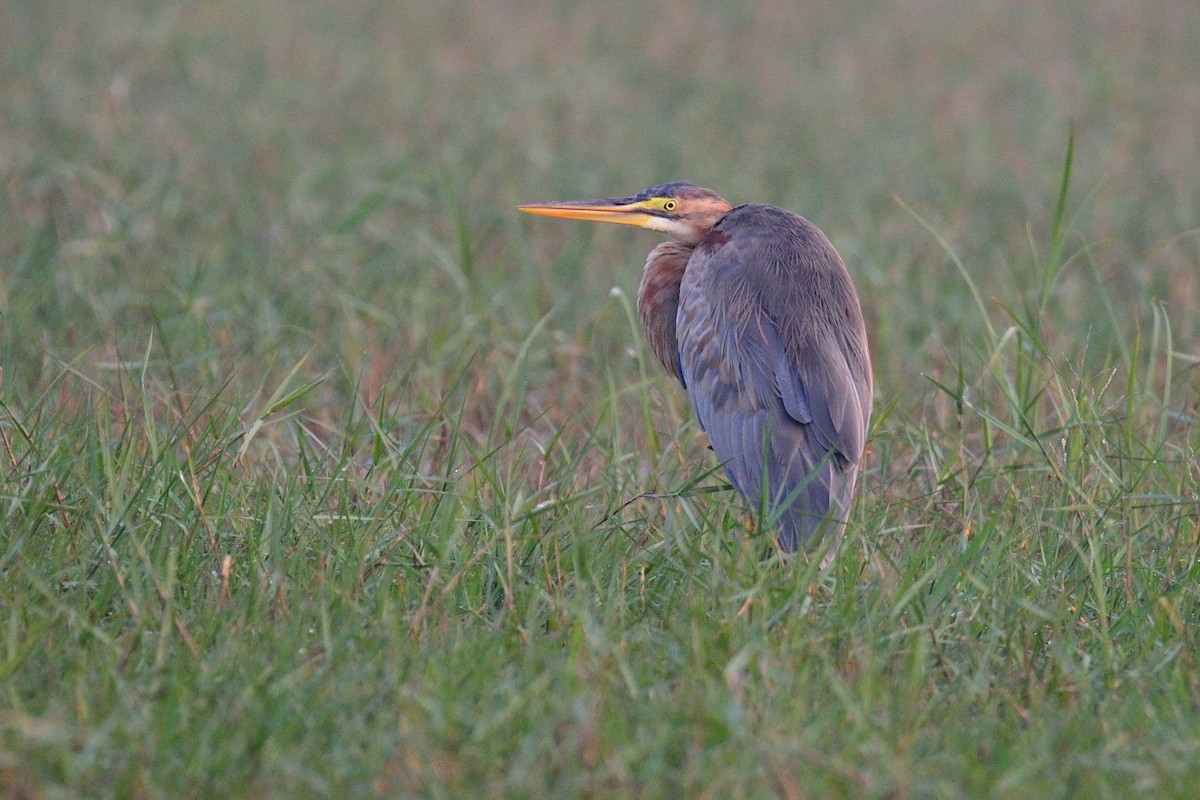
[3,1,1200,797]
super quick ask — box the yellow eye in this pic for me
[662,199,678,212]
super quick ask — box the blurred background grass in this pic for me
[2,0,1199,797]
[5,0,1198,395]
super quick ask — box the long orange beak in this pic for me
[518,196,655,228]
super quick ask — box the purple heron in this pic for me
[520,182,872,557]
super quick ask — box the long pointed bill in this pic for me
[518,196,655,228]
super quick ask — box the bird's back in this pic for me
[677,203,872,551]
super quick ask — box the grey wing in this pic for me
[677,239,868,550]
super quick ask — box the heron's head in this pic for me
[519,181,732,245]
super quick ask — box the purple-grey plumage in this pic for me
[520,182,872,557]
[678,204,871,551]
